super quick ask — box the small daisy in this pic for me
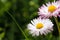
[38,1,60,18]
[27,18,53,36]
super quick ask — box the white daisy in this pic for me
[38,1,60,18]
[27,18,54,36]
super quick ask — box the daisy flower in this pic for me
[38,1,60,18]
[27,18,54,36]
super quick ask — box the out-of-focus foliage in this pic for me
[0,0,60,40]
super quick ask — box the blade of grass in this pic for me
[54,17,59,35]
[7,11,29,40]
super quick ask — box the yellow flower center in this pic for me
[48,5,56,13]
[36,23,43,29]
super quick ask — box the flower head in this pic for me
[38,1,60,18]
[27,18,53,36]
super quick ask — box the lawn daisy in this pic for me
[38,1,60,18]
[27,18,53,36]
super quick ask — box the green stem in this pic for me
[54,17,59,34]
[7,11,29,40]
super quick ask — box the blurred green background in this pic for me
[0,0,60,40]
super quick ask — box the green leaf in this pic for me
[0,32,5,39]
